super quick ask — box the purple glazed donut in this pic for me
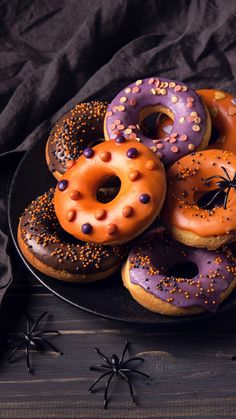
[104,77,211,166]
[122,227,236,316]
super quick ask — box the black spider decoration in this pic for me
[201,166,236,209]
[88,341,149,409]
[8,311,63,374]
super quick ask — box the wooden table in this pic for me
[1,246,236,419]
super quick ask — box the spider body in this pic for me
[202,166,236,209]
[8,311,63,373]
[88,341,149,409]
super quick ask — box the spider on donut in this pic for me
[162,149,236,250]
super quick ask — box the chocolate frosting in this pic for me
[19,189,127,275]
[128,227,236,312]
[106,77,208,166]
[47,101,108,175]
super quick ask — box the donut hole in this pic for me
[166,261,199,279]
[196,189,226,210]
[140,113,164,138]
[139,106,174,139]
[209,125,221,145]
[96,176,121,203]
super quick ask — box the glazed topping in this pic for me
[127,147,138,158]
[83,147,94,158]
[19,189,127,274]
[47,101,108,175]
[115,134,125,143]
[58,180,68,191]
[54,139,166,245]
[81,223,93,234]
[162,149,236,237]
[129,227,236,312]
[139,193,150,204]
[105,77,209,166]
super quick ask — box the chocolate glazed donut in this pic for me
[18,189,127,282]
[46,101,108,179]
[122,227,236,316]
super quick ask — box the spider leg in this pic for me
[221,166,231,181]
[202,175,226,182]
[223,187,230,209]
[30,312,47,334]
[216,180,230,188]
[119,340,129,365]
[26,343,32,374]
[8,340,25,362]
[204,187,225,208]
[25,310,33,325]
[27,338,44,352]
[33,330,60,337]
[88,371,111,392]
[123,357,144,365]
[90,364,111,371]
[26,319,30,334]
[121,367,149,378]
[33,336,63,355]
[94,348,112,366]
[104,372,114,409]
[118,370,136,404]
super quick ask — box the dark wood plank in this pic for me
[1,259,236,418]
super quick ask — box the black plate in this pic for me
[8,133,236,324]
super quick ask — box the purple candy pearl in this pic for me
[83,147,94,158]
[127,147,138,158]
[139,193,150,204]
[81,223,92,234]
[58,179,68,191]
[115,134,125,143]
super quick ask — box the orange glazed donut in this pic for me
[199,89,236,152]
[54,139,166,245]
[162,149,236,250]
[155,89,236,153]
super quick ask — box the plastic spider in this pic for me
[7,311,63,374]
[88,341,149,409]
[202,166,236,209]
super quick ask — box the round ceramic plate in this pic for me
[8,133,236,324]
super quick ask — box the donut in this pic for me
[46,101,108,179]
[54,139,166,245]
[18,189,127,282]
[122,227,236,316]
[162,149,236,250]
[104,77,211,166]
[155,89,236,153]
[200,89,236,152]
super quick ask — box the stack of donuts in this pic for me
[18,78,236,316]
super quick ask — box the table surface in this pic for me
[1,245,236,419]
